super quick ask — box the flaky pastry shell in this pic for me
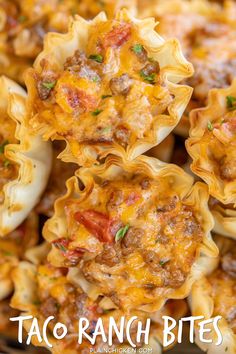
[25,10,193,166]
[44,155,217,312]
[190,236,236,354]
[211,202,236,240]
[0,76,52,236]
[186,79,236,205]
[0,211,38,301]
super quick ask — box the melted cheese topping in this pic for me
[151,2,236,107]
[31,18,173,157]
[52,174,204,310]
[197,108,236,182]
[0,0,81,58]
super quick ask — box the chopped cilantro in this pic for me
[18,15,27,23]
[103,309,111,314]
[207,121,213,131]
[159,259,170,267]
[3,159,10,168]
[132,43,144,54]
[101,94,112,99]
[33,300,41,306]
[54,242,67,253]
[140,70,155,84]
[42,81,56,89]
[0,140,9,154]
[226,95,236,111]
[92,109,103,116]
[3,250,13,256]
[115,224,130,242]
[92,76,100,82]
[89,54,103,63]
[101,126,112,134]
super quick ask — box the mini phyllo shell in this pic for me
[190,235,236,354]
[0,76,52,236]
[44,155,217,312]
[11,242,187,353]
[138,0,236,137]
[0,212,38,301]
[25,9,193,166]
[186,79,236,205]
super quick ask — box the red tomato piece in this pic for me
[103,23,131,49]
[74,210,114,243]
[64,86,97,112]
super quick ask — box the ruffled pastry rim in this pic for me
[0,211,38,301]
[186,79,236,205]
[189,237,236,354]
[44,154,218,312]
[212,204,236,240]
[0,76,52,236]
[26,9,193,166]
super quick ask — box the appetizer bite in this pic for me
[0,0,136,83]
[0,212,38,301]
[186,79,236,205]
[11,242,187,353]
[190,235,236,354]
[25,10,193,166]
[0,76,52,236]
[44,155,217,312]
[139,0,236,136]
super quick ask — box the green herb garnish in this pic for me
[33,300,41,306]
[132,43,144,55]
[101,126,112,134]
[89,54,103,63]
[92,109,103,116]
[207,121,213,131]
[42,81,56,90]
[18,15,27,23]
[140,70,155,84]
[3,159,10,168]
[115,224,130,242]
[101,94,112,99]
[0,140,9,154]
[54,242,67,253]
[226,95,236,111]
[159,259,170,267]
[92,76,100,82]
[3,250,13,256]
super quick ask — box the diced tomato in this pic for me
[126,192,140,206]
[52,238,69,254]
[103,23,131,49]
[65,248,86,265]
[64,86,97,112]
[74,210,114,243]
[52,238,86,265]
